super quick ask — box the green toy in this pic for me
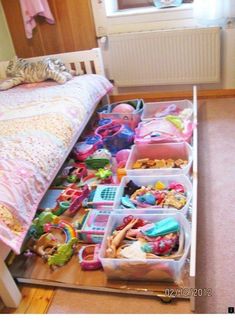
[85,148,112,169]
[29,211,58,239]
[95,168,112,180]
[47,237,78,267]
[165,115,184,131]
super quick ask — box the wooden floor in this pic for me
[1,285,55,314]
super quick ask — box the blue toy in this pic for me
[95,120,134,155]
[83,185,118,209]
[141,217,179,237]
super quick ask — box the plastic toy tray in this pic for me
[99,211,191,282]
[141,100,193,121]
[113,174,192,214]
[125,142,193,176]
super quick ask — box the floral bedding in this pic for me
[0,75,113,253]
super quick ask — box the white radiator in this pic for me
[108,27,221,87]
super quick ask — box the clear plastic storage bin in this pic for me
[99,211,191,282]
[113,175,192,214]
[125,142,192,176]
[141,100,193,121]
[97,99,144,129]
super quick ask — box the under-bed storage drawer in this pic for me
[99,212,191,282]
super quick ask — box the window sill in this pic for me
[92,1,196,37]
[106,3,194,18]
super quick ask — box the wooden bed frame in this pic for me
[0,48,108,308]
[0,49,198,312]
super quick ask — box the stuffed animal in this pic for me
[0,56,75,91]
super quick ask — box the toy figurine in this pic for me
[33,233,58,257]
[47,237,78,268]
[105,218,138,258]
[29,211,58,239]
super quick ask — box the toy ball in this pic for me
[112,103,135,114]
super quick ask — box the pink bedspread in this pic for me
[0,75,113,253]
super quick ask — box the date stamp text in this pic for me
[164,288,212,298]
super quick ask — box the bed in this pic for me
[0,48,113,307]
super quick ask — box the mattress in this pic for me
[0,74,113,253]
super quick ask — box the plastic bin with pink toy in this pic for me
[113,175,192,215]
[134,116,194,144]
[141,100,193,122]
[99,211,191,282]
[125,142,193,176]
[97,99,144,130]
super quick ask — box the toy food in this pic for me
[132,158,188,169]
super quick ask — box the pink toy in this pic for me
[73,135,102,161]
[98,99,144,130]
[112,103,135,114]
[155,104,181,118]
[141,233,179,256]
[169,182,185,193]
[135,118,193,144]
[116,149,131,165]
[78,244,102,270]
[57,184,90,215]
[79,210,110,243]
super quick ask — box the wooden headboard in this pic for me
[0,48,105,79]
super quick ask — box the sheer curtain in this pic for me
[193,0,235,25]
